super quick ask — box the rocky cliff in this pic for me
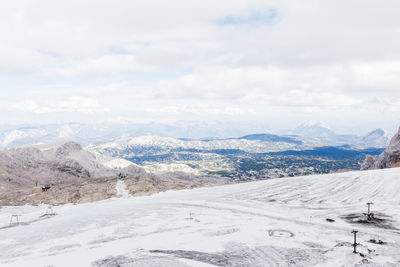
[361,127,400,170]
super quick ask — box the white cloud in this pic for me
[157,66,286,99]
[13,96,108,114]
[2,0,400,131]
[352,61,400,91]
[146,104,251,116]
[54,54,156,76]
[156,66,361,108]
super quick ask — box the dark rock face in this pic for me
[51,159,91,178]
[360,155,377,170]
[0,142,118,205]
[55,142,83,158]
[361,127,400,170]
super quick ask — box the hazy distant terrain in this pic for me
[88,135,384,180]
[0,122,390,187]
[0,122,390,149]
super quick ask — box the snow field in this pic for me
[0,168,400,266]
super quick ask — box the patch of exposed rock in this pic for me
[361,126,400,170]
[0,142,229,206]
[1,173,228,206]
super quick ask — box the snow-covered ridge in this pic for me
[293,123,390,148]
[0,122,390,149]
[1,168,399,266]
[2,128,47,146]
[90,135,303,154]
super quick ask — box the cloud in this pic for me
[352,61,400,91]
[13,96,108,114]
[270,90,361,107]
[216,9,278,26]
[54,54,156,76]
[157,66,286,100]
[2,0,400,131]
[155,66,361,108]
[146,104,251,116]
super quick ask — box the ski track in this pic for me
[0,168,400,266]
[116,180,130,198]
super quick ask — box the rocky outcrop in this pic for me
[361,127,400,170]
[0,142,229,206]
[0,173,229,206]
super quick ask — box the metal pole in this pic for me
[352,230,358,253]
[367,202,373,215]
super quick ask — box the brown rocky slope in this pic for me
[0,142,228,206]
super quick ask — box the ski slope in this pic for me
[0,168,400,266]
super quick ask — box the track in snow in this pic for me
[116,180,130,198]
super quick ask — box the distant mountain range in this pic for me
[0,122,392,202]
[87,134,384,180]
[291,122,390,148]
[0,122,390,149]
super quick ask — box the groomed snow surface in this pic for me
[1,168,400,266]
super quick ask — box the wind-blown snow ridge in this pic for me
[1,168,399,266]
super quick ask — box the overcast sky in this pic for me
[1,0,400,134]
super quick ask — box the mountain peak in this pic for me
[55,141,83,157]
[367,128,385,136]
[293,121,335,139]
[299,121,330,129]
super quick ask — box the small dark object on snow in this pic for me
[363,212,375,220]
[359,253,366,257]
[341,212,396,230]
[366,202,374,219]
[9,214,20,225]
[369,239,386,245]
[41,185,51,192]
[326,218,335,222]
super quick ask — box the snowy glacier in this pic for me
[1,168,400,266]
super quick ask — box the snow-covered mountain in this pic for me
[89,134,305,155]
[86,135,383,180]
[292,122,390,148]
[1,127,48,147]
[0,122,391,149]
[358,128,390,149]
[293,121,337,139]
[1,168,399,266]
[0,121,273,148]
[86,136,298,177]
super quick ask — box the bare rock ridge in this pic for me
[361,126,400,170]
[0,142,228,206]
